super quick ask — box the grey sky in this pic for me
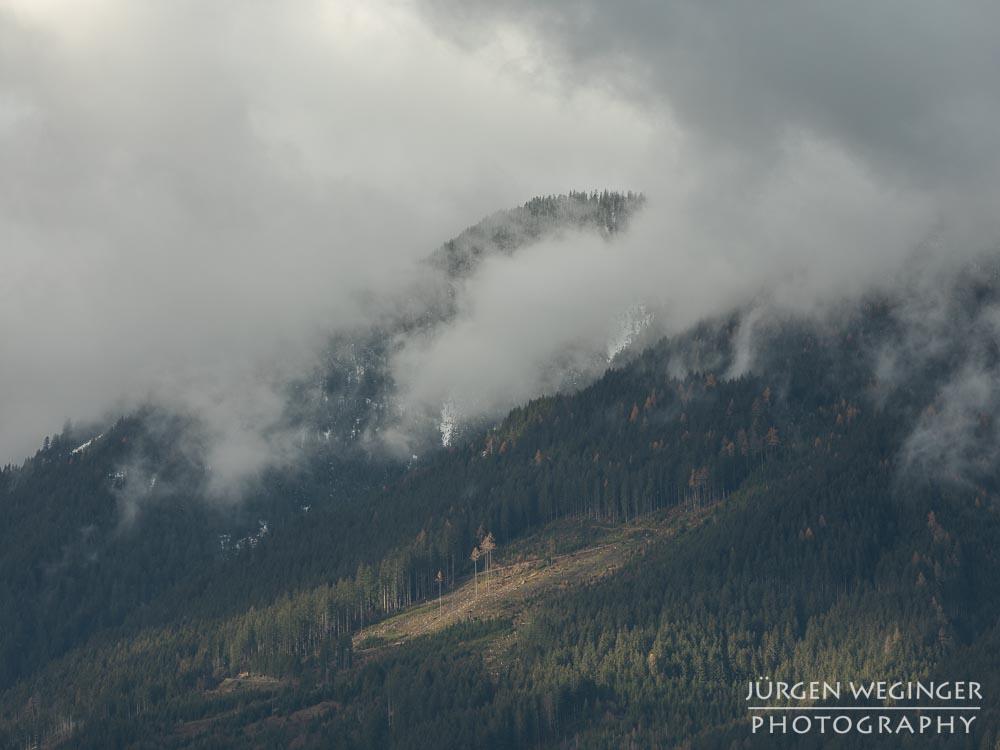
[393,0,1000,432]
[417,0,1000,189]
[0,0,650,464]
[2,0,999,475]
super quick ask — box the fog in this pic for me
[0,0,650,471]
[3,0,999,494]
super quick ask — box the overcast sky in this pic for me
[2,0,999,468]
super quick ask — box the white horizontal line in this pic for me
[748,707,980,711]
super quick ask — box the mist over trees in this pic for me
[4,0,1000,746]
[3,257,1000,746]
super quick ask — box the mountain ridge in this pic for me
[3,202,1000,748]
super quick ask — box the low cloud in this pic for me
[3,0,1000,500]
[388,137,983,434]
[0,0,651,474]
[903,360,1000,487]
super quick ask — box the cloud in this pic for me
[416,0,1000,191]
[388,136,967,435]
[384,0,1000,444]
[903,360,1000,487]
[3,0,1000,499]
[0,0,651,467]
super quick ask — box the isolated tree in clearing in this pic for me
[481,533,496,590]
[435,570,443,614]
[470,546,480,598]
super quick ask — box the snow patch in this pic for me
[607,304,653,362]
[439,399,458,447]
[233,520,269,551]
[71,433,104,454]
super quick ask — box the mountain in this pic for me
[3,200,1000,748]
[292,188,647,451]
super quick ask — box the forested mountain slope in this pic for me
[0,191,644,696]
[3,219,1000,748]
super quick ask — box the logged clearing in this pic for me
[207,674,285,695]
[173,508,708,740]
[355,536,632,649]
[353,506,708,654]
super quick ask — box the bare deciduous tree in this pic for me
[435,570,444,614]
[481,533,496,590]
[470,546,481,599]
